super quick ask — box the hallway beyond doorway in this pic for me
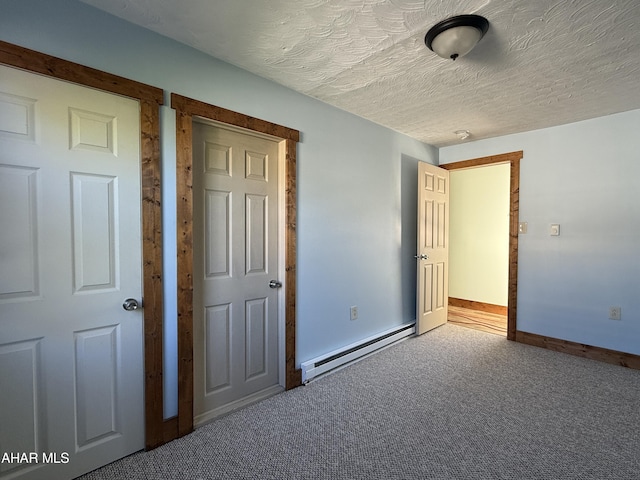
[448,305,507,336]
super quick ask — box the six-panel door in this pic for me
[416,161,450,335]
[0,65,144,479]
[192,121,282,425]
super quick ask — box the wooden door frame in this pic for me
[170,93,301,438]
[440,150,523,340]
[0,42,167,449]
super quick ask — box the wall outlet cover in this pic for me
[609,306,621,320]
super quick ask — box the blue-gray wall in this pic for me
[1,0,437,418]
[440,110,640,355]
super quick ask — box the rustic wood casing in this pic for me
[0,41,166,449]
[170,93,301,440]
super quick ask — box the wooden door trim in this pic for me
[171,93,301,439]
[0,41,166,449]
[440,150,523,340]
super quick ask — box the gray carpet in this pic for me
[78,324,640,479]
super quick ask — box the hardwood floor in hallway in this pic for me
[448,305,507,336]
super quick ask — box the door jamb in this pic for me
[170,93,301,439]
[0,41,166,449]
[440,150,522,340]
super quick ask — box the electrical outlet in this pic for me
[609,306,621,320]
[350,306,358,321]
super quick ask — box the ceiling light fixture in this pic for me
[425,15,489,60]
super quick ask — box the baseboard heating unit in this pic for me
[301,323,415,383]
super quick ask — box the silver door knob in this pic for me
[269,280,282,289]
[122,298,140,311]
[414,254,429,260]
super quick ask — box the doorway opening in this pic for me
[448,163,509,336]
[440,151,522,340]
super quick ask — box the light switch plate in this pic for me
[550,224,560,236]
[519,222,528,234]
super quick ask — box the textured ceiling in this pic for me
[80,0,640,147]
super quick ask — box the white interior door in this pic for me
[416,162,450,335]
[192,120,283,426]
[0,65,144,479]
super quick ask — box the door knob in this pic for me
[414,254,429,260]
[269,280,282,289]
[122,298,140,311]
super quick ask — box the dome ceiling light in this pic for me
[425,15,490,60]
